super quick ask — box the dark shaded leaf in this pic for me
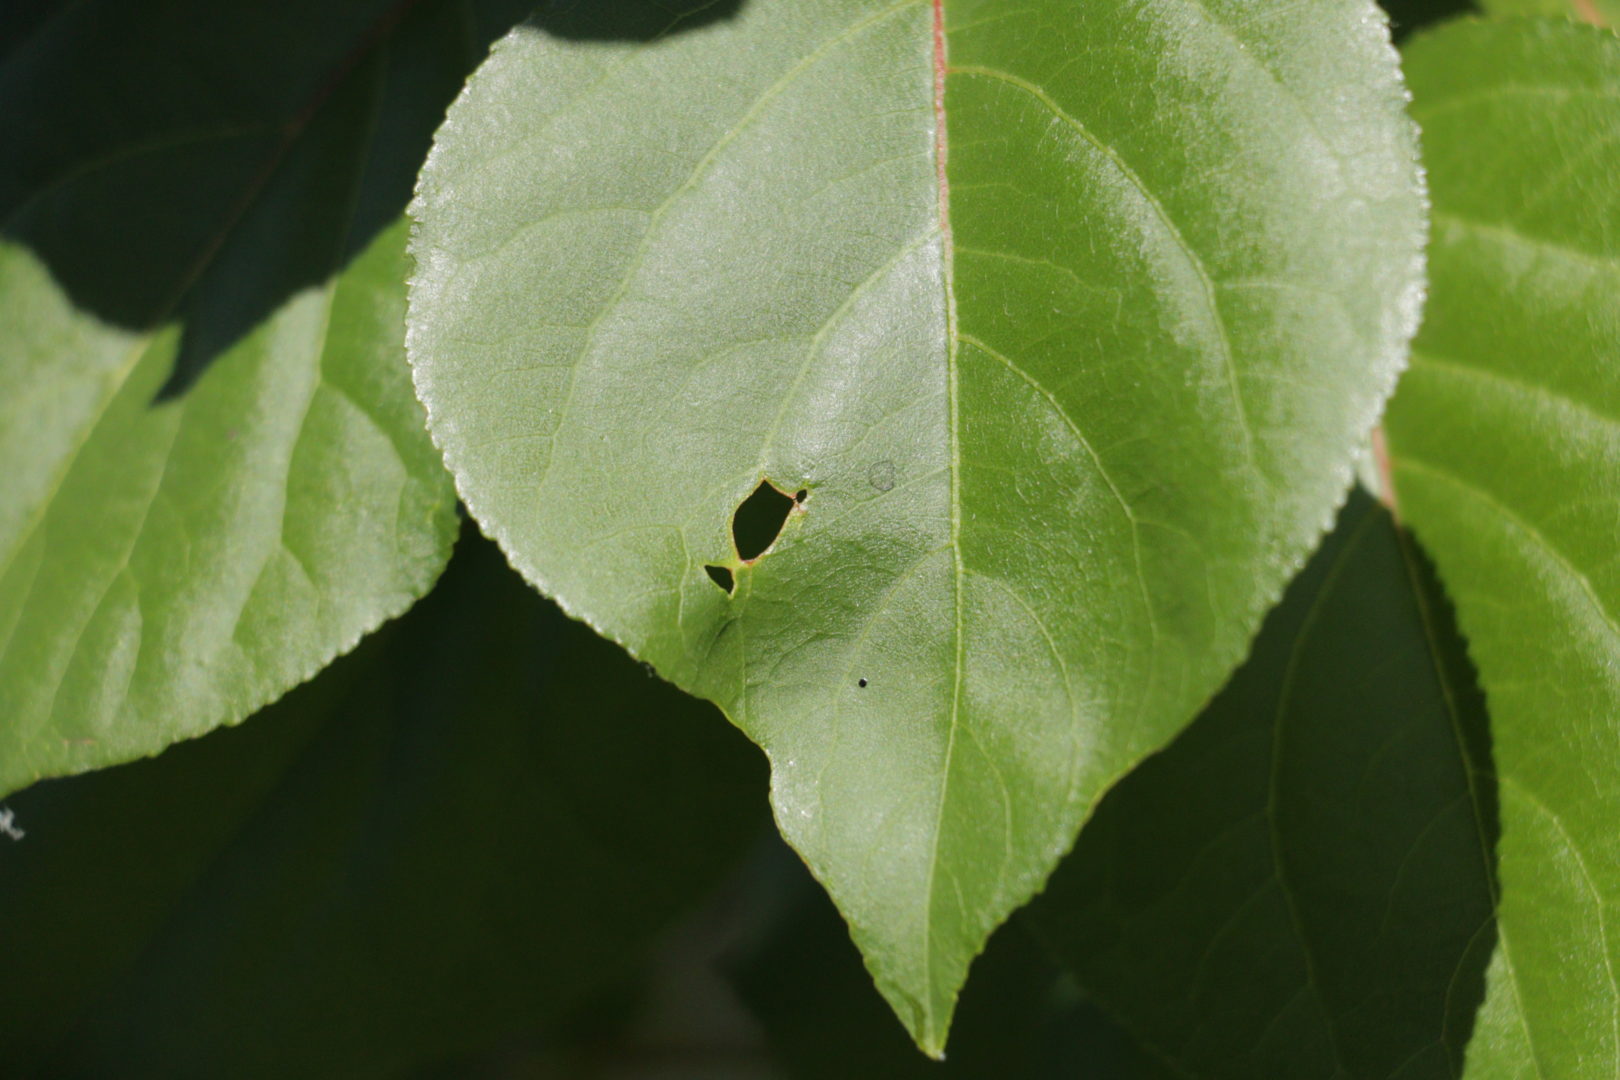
[1034,493,1498,1080]
[0,529,769,1078]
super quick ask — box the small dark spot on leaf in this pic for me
[733,480,797,561]
[868,460,897,492]
[857,678,868,688]
[705,565,734,593]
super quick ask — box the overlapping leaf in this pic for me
[0,0,532,795]
[1385,19,1620,1075]
[0,530,767,1078]
[1033,493,1498,1079]
[407,0,1425,1050]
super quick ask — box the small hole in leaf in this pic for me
[857,678,868,688]
[733,480,797,561]
[705,565,734,593]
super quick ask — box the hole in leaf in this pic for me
[732,480,799,561]
[705,565,735,593]
[858,678,868,688]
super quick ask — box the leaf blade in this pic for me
[1477,0,1617,29]
[1033,493,1503,1080]
[408,0,1426,1050]
[1386,18,1620,1076]
[0,529,767,1077]
[0,0,533,794]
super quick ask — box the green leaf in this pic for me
[1030,492,1499,1079]
[1477,0,1617,29]
[1385,18,1620,1076]
[407,0,1426,1051]
[0,0,534,795]
[0,529,768,1078]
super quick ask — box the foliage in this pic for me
[1,0,1616,1075]
[1385,18,1620,1068]
[406,0,1423,1047]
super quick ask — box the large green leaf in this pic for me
[0,528,768,1078]
[0,0,533,795]
[1385,19,1620,1076]
[407,0,1426,1050]
[1031,492,1499,1079]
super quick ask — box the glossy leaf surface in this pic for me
[0,0,539,794]
[1386,19,1620,1076]
[0,529,767,1078]
[1033,493,1499,1079]
[408,0,1425,1049]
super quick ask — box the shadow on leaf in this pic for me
[0,0,744,404]
[522,0,746,42]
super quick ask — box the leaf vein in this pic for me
[949,61,1258,471]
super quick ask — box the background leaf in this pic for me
[1476,0,1616,28]
[407,0,1426,1050]
[0,527,769,1079]
[0,0,532,795]
[1031,492,1499,1080]
[1385,18,1620,1076]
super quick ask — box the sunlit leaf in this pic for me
[407,0,1425,1049]
[0,0,533,794]
[1385,18,1620,1075]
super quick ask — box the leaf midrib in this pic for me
[1264,509,1380,1076]
[913,0,962,1050]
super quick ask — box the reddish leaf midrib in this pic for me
[932,0,950,234]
